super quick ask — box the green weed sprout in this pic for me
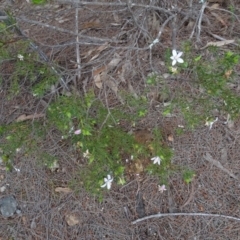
[183,169,196,184]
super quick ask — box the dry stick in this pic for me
[127,4,150,41]
[180,180,195,210]
[57,1,173,15]
[132,212,240,224]
[17,17,118,44]
[14,21,69,91]
[206,6,240,23]
[156,15,175,41]
[75,6,81,85]
[149,15,175,71]
[196,1,207,42]
[171,14,177,50]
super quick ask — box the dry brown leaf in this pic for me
[93,66,107,76]
[208,0,223,3]
[210,11,227,27]
[227,119,234,129]
[89,42,108,62]
[83,49,94,59]
[22,216,27,225]
[93,73,102,89]
[55,187,73,194]
[119,62,127,83]
[201,39,235,49]
[208,3,220,10]
[16,113,45,122]
[128,82,138,99]
[82,20,101,30]
[65,214,79,226]
[224,69,232,79]
[105,78,124,104]
[108,57,121,69]
[167,134,174,142]
[105,79,118,94]
[93,66,107,89]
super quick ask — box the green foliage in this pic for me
[196,51,240,118]
[0,18,59,98]
[163,46,240,129]
[31,0,48,4]
[0,123,32,158]
[0,121,47,171]
[47,93,173,196]
[47,93,134,194]
[183,169,196,184]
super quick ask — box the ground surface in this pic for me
[1,0,240,239]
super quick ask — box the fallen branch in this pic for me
[132,212,240,224]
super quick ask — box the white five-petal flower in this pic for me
[170,49,184,66]
[151,156,161,165]
[158,184,167,193]
[17,54,24,61]
[101,175,113,190]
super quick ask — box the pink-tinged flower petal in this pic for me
[74,129,81,135]
[158,184,167,193]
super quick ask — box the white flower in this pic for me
[170,49,184,66]
[17,54,24,61]
[101,175,113,190]
[151,156,161,165]
[158,184,167,193]
[205,117,218,130]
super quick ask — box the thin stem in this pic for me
[132,212,240,224]
[196,2,207,42]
